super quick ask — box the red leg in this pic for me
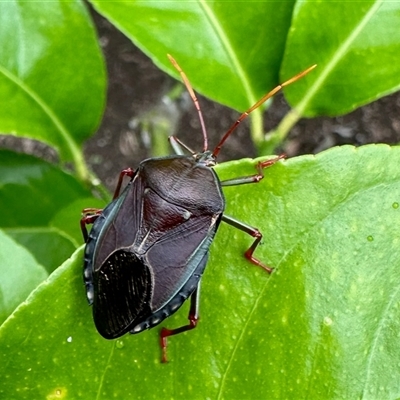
[113,167,135,199]
[80,209,102,242]
[81,168,136,242]
[221,215,273,273]
[160,284,200,363]
[220,154,286,187]
[218,154,285,272]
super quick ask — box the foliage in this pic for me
[0,1,400,399]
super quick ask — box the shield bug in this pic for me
[81,55,316,362]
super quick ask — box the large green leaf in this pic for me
[0,0,106,168]
[89,1,295,113]
[1,144,399,398]
[282,0,400,117]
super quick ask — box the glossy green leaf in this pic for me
[89,0,295,112]
[1,144,400,398]
[0,230,47,325]
[282,0,400,117]
[0,150,105,274]
[0,0,106,166]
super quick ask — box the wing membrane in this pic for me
[93,250,152,339]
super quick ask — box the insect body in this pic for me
[81,56,316,362]
[83,155,223,340]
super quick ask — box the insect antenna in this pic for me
[168,54,209,152]
[212,64,317,158]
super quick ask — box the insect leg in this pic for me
[113,167,135,199]
[220,154,285,187]
[219,155,284,272]
[81,168,136,242]
[160,282,201,363]
[169,135,196,155]
[80,208,103,242]
[221,215,273,274]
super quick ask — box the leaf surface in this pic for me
[1,144,400,399]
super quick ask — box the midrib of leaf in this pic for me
[0,64,88,180]
[305,322,331,399]
[15,0,27,80]
[96,342,116,400]
[216,272,275,399]
[275,0,384,139]
[197,0,263,144]
[360,281,400,399]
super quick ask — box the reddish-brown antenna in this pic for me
[168,54,316,157]
[168,54,209,152]
[212,64,317,158]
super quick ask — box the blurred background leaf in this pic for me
[282,1,400,117]
[0,0,106,177]
[90,0,295,112]
[0,150,104,322]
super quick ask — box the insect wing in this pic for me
[146,210,220,310]
[90,173,149,339]
[93,248,152,339]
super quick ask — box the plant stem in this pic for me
[269,106,302,143]
[73,147,91,182]
[255,105,303,156]
[250,108,264,149]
